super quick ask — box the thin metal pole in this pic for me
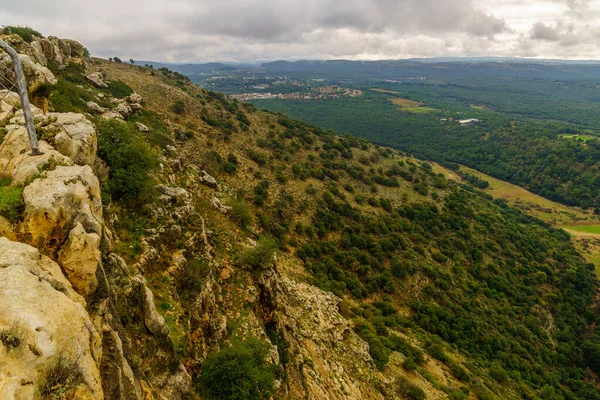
[0,37,42,155]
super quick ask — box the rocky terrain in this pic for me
[0,31,599,400]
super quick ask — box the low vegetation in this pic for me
[0,179,24,224]
[196,338,277,400]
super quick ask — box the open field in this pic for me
[562,224,600,235]
[389,97,423,108]
[432,164,593,225]
[561,134,598,143]
[370,88,402,95]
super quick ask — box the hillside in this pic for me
[1,31,600,400]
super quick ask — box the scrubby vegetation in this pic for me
[196,338,277,400]
[2,25,42,42]
[0,179,24,223]
[96,119,157,201]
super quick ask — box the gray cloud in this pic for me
[1,0,599,61]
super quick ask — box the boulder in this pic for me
[0,124,72,186]
[0,53,57,93]
[21,165,103,255]
[100,111,124,120]
[48,112,98,166]
[87,101,107,113]
[86,72,108,89]
[134,122,149,133]
[127,93,143,105]
[116,102,132,118]
[133,276,170,338]
[57,223,101,297]
[200,170,217,188]
[211,197,232,215]
[155,184,190,205]
[0,238,103,399]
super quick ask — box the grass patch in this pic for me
[562,225,600,235]
[562,134,598,143]
[0,320,29,350]
[38,355,84,399]
[389,97,422,108]
[404,107,436,114]
[370,88,402,95]
[106,80,134,99]
[0,180,24,224]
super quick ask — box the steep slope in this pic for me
[0,30,599,400]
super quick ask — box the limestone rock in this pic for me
[116,102,132,118]
[0,124,72,186]
[0,238,102,399]
[57,223,101,297]
[100,111,124,120]
[22,165,103,255]
[0,216,15,240]
[86,72,108,89]
[45,112,98,166]
[200,170,217,188]
[133,276,170,338]
[0,53,57,93]
[87,101,107,113]
[155,184,190,205]
[127,93,143,105]
[211,197,232,214]
[134,122,149,133]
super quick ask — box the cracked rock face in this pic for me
[57,222,101,297]
[21,165,103,257]
[48,112,98,167]
[0,238,103,400]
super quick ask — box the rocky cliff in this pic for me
[0,33,423,400]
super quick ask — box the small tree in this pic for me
[113,56,122,63]
[197,338,276,400]
[129,58,135,65]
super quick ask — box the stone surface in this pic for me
[199,170,217,188]
[0,238,102,399]
[87,101,107,113]
[0,124,72,186]
[133,276,170,338]
[211,197,232,214]
[0,53,57,93]
[57,223,101,297]
[49,112,98,166]
[134,122,149,132]
[86,72,108,89]
[22,165,103,255]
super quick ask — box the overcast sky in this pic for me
[2,0,600,62]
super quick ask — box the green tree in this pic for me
[197,338,276,400]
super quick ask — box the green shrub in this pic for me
[0,320,28,349]
[231,198,252,229]
[197,338,276,400]
[107,80,134,99]
[0,181,24,223]
[2,26,42,43]
[96,120,157,201]
[170,100,185,114]
[396,377,426,400]
[237,237,277,270]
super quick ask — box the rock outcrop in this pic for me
[86,72,108,89]
[21,165,103,255]
[0,238,103,399]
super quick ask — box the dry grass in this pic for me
[389,97,423,108]
[370,88,402,95]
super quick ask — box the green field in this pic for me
[563,224,600,235]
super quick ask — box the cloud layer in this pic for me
[2,0,600,61]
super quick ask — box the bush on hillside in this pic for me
[2,26,42,43]
[96,120,157,201]
[196,338,276,400]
